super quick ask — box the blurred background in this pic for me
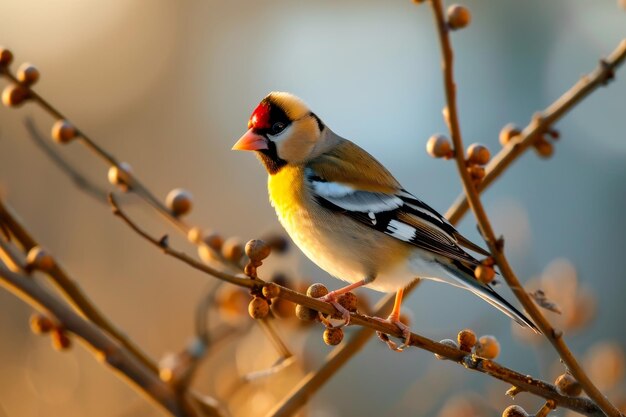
[0,0,625,416]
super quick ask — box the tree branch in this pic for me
[446,39,626,223]
[108,189,605,416]
[0,264,196,417]
[428,1,622,416]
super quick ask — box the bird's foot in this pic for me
[373,315,411,352]
[318,291,351,328]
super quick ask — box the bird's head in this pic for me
[232,92,326,174]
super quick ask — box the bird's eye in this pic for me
[271,122,286,134]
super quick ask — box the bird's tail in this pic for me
[438,260,541,334]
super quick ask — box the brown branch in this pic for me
[429,1,622,416]
[446,39,626,223]
[0,198,158,374]
[24,117,109,204]
[109,187,605,416]
[0,264,196,417]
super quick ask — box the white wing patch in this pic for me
[307,170,403,213]
[386,220,416,241]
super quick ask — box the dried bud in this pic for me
[30,313,54,334]
[475,265,495,284]
[295,304,317,321]
[534,138,554,158]
[468,165,486,182]
[457,329,477,352]
[447,4,471,30]
[466,143,491,166]
[107,162,133,190]
[337,292,358,312]
[0,48,13,67]
[26,246,55,271]
[500,123,521,146]
[51,328,71,351]
[323,327,344,346]
[222,238,244,263]
[435,338,459,360]
[474,335,500,359]
[262,282,280,299]
[2,84,29,107]
[245,239,271,262]
[426,134,452,158]
[51,120,77,144]
[203,231,223,251]
[166,188,193,217]
[555,373,582,396]
[16,63,40,85]
[248,296,269,319]
[186,227,203,244]
[502,405,528,417]
[307,283,329,298]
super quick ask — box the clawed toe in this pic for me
[318,293,351,327]
[374,315,412,352]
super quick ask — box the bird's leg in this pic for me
[375,288,412,352]
[318,279,368,327]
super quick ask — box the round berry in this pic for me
[107,162,133,189]
[555,373,582,396]
[435,338,459,360]
[30,313,54,334]
[337,292,358,312]
[447,5,471,30]
[466,143,491,165]
[2,84,29,107]
[248,296,269,319]
[16,63,40,85]
[307,283,329,298]
[187,227,203,244]
[474,335,500,359]
[262,282,280,299]
[51,329,71,351]
[499,123,521,146]
[426,134,452,158]
[457,329,477,352]
[166,188,193,217]
[51,120,77,144]
[26,246,55,271]
[222,238,244,263]
[245,239,271,262]
[475,265,495,284]
[502,405,528,417]
[534,138,554,158]
[295,304,318,321]
[0,48,13,67]
[323,327,344,346]
[203,231,223,251]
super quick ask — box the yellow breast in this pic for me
[267,166,307,218]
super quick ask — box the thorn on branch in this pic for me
[158,235,169,249]
[599,59,615,85]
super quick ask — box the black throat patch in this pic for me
[257,139,287,175]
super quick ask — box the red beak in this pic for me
[232,129,268,151]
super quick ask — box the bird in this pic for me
[232,91,538,350]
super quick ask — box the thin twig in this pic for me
[446,39,626,223]
[0,198,158,374]
[108,187,604,416]
[0,264,196,417]
[428,2,622,416]
[24,117,108,204]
